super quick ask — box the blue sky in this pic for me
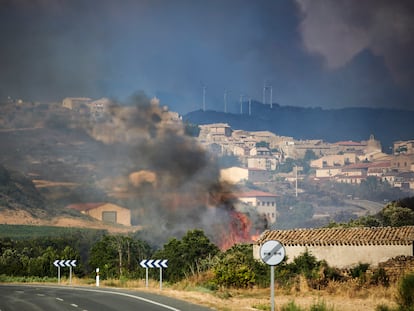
[1,0,414,114]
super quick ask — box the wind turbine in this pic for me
[224,89,229,113]
[239,94,244,114]
[202,84,206,111]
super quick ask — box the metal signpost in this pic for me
[259,240,285,311]
[53,259,77,285]
[140,259,168,289]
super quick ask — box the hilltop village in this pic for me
[198,122,414,187]
[1,97,413,232]
[57,97,414,226]
[60,97,414,187]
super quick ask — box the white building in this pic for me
[253,226,414,269]
[236,190,278,224]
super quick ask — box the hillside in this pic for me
[184,103,414,149]
[0,164,45,214]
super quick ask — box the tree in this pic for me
[256,141,270,148]
[380,204,414,227]
[154,229,219,282]
[277,158,295,173]
[184,122,200,137]
[88,235,152,279]
[213,243,268,288]
[303,149,317,162]
[290,249,320,280]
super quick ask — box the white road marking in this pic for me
[70,303,79,308]
[69,288,182,311]
[56,297,64,301]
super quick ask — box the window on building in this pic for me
[102,211,117,224]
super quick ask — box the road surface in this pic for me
[0,284,214,311]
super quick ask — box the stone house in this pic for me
[199,123,232,141]
[67,202,131,226]
[310,153,357,169]
[62,97,92,110]
[314,167,342,179]
[391,154,414,172]
[367,161,391,177]
[335,163,369,184]
[253,226,414,269]
[236,190,278,224]
[334,140,366,153]
[247,156,278,171]
[394,140,414,155]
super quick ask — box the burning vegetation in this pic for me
[86,93,264,249]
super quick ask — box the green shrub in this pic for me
[396,273,414,311]
[309,300,334,311]
[350,263,370,283]
[371,268,389,287]
[375,304,393,311]
[213,244,267,288]
[290,250,321,280]
[281,301,304,311]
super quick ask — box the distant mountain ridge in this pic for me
[183,102,414,150]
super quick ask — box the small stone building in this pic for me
[253,226,414,269]
[237,190,278,224]
[67,202,131,226]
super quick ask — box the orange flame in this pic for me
[216,211,253,250]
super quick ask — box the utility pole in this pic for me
[295,165,298,197]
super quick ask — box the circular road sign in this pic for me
[259,240,285,266]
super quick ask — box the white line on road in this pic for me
[70,303,79,308]
[69,288,182,311]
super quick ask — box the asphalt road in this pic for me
[0,284,214,311]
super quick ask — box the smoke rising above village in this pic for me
[85,93,260,248]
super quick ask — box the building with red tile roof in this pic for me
[253,226,414,268]
[67,202,131,226]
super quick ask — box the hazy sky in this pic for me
[1,0,414,114]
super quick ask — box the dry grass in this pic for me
[66,277,399,311]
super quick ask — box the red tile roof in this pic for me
[256,226,414,246]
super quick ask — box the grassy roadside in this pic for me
[1,275,399,311]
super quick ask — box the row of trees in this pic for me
[0,226,405,290]
[328,197,414,228]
